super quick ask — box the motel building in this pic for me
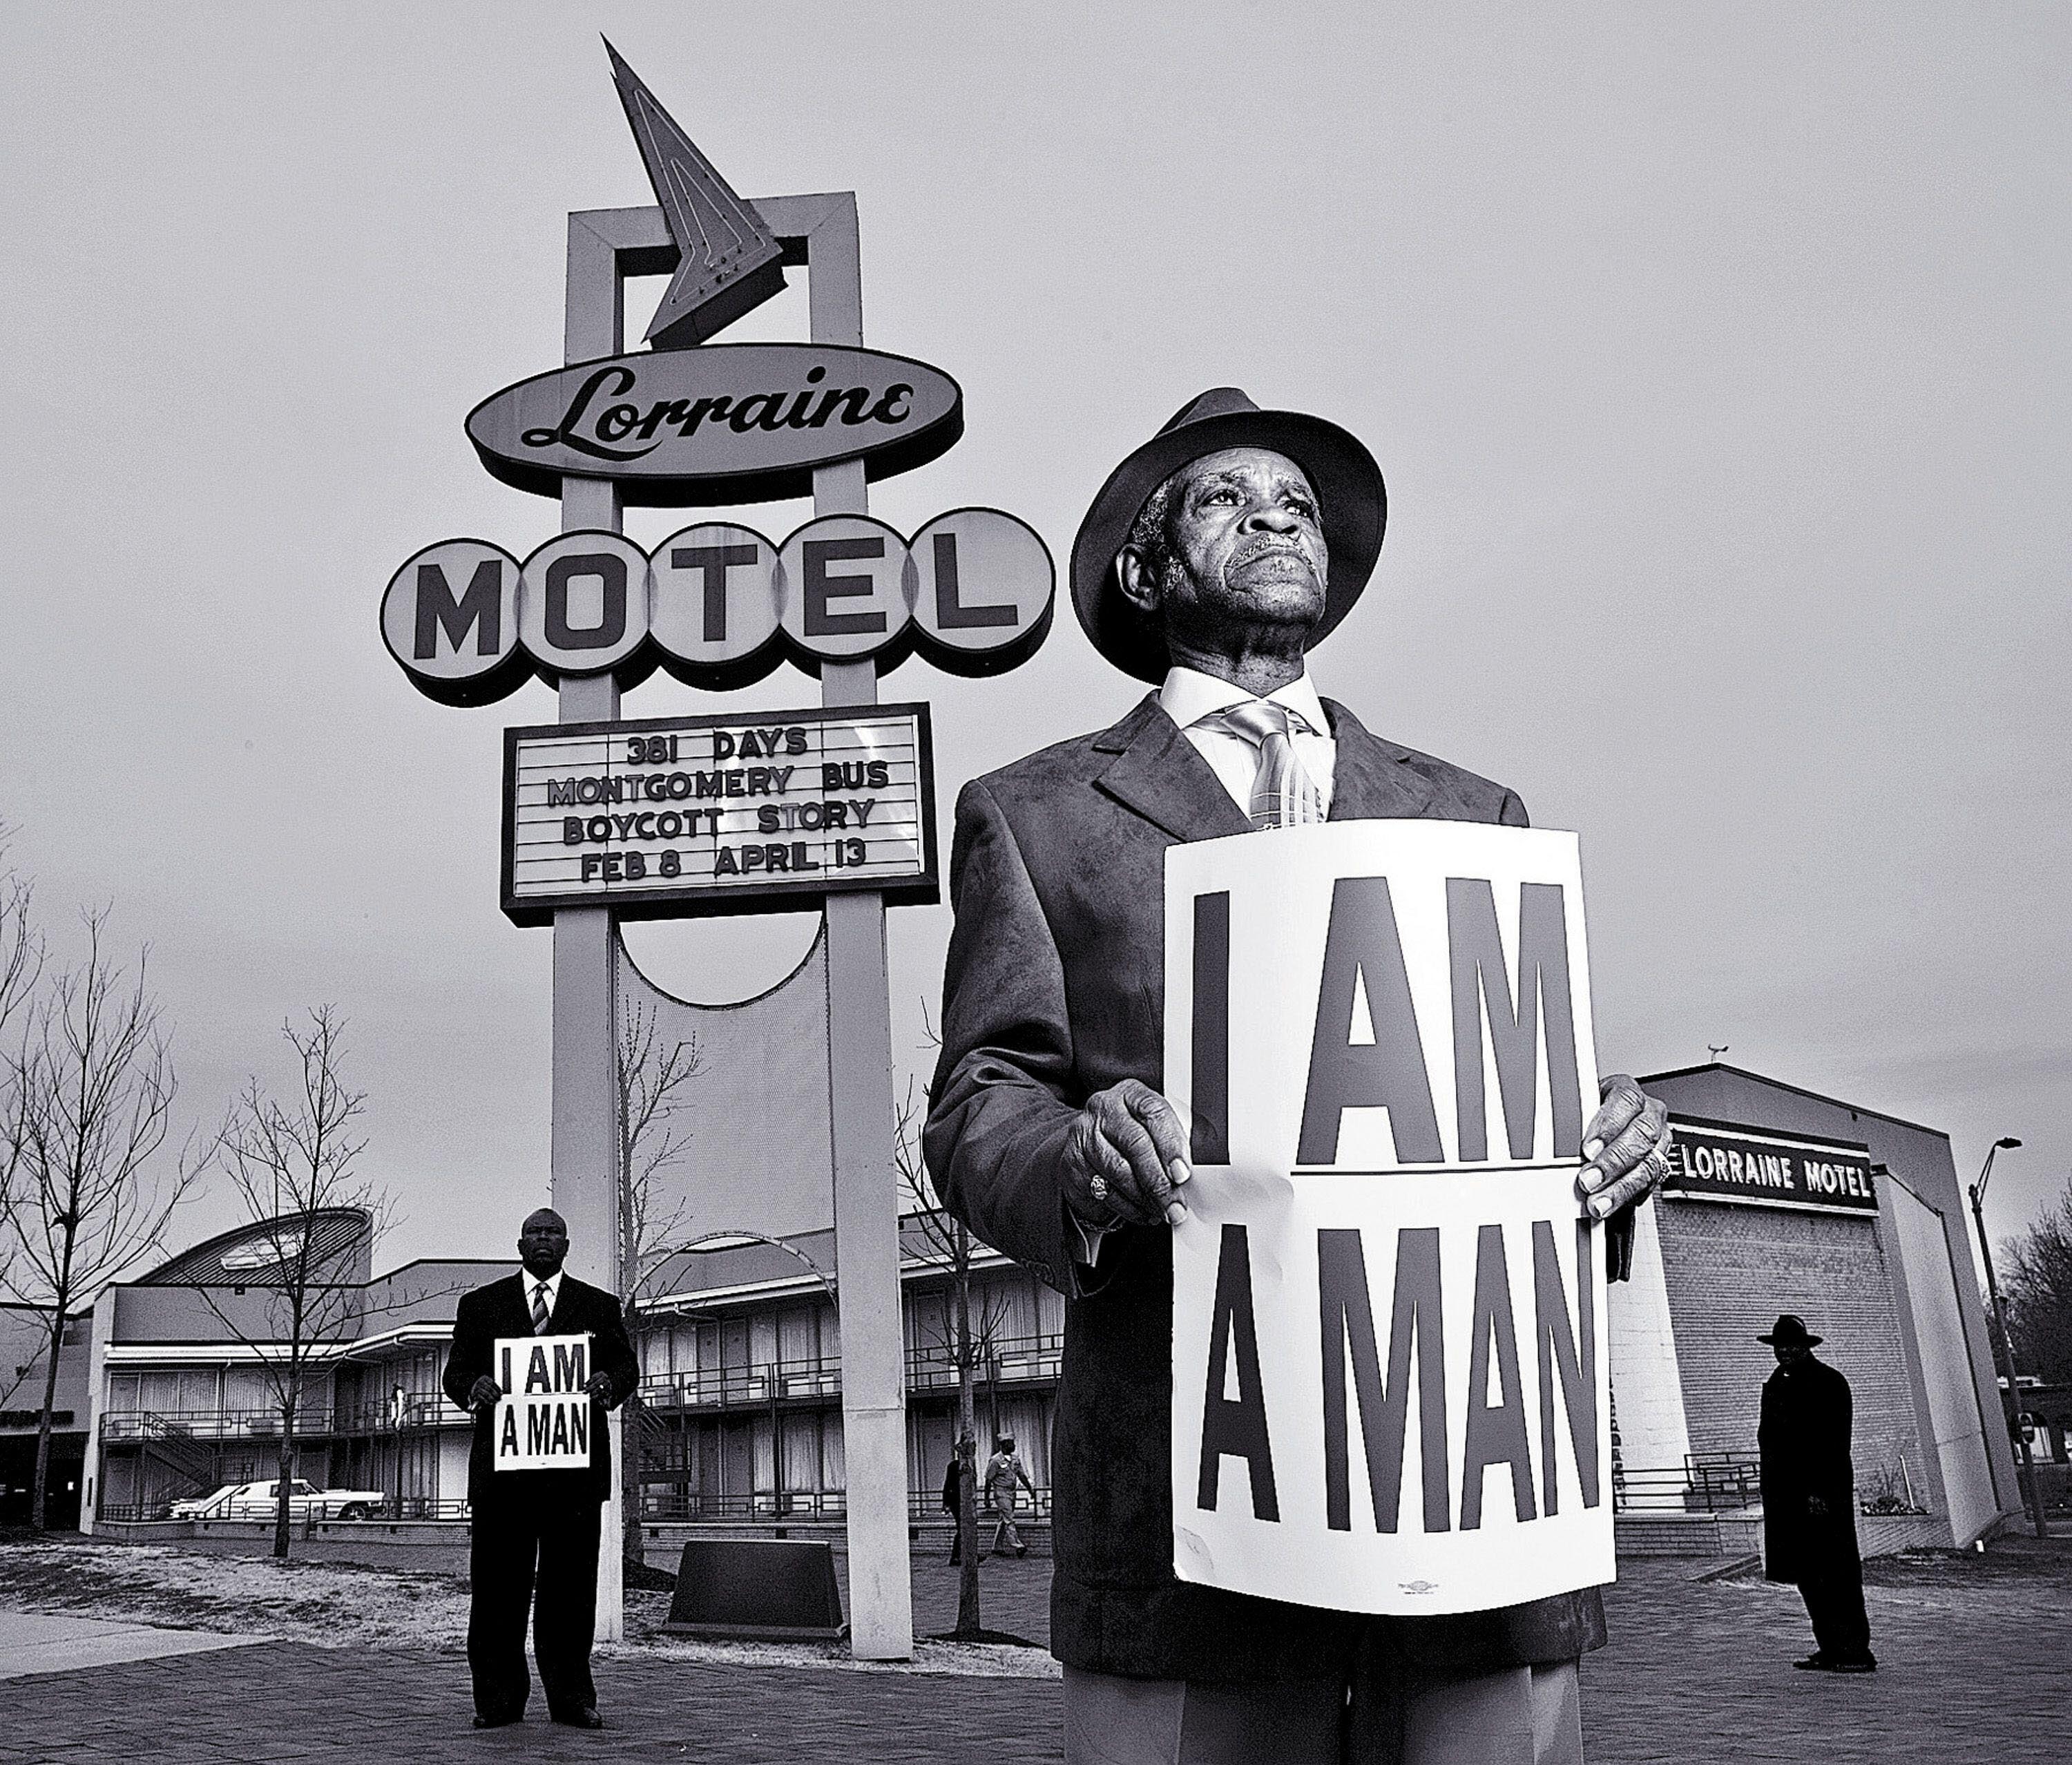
[67,1208,1064,1552]
[20,1061,2022,1559]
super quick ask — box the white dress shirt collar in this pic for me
[1158,665,1330,737]
[524,1268,564,1315]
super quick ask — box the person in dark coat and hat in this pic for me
[925,389,1679,1764]
[1757,1314,1875,1672]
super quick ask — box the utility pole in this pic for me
[1969,1136,2048,1539]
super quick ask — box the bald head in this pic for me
[517,1209,569,1278]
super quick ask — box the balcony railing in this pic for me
[908,1332,1064,1391]
[99,1399,464,1441]
[637,1360,842,1411]
[637,1330,1065,1413]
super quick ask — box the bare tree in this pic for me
[0,910,188,1529]
[896,1071,1010,1642]
[186,1006,401,1558]
[2002,1185,2072,1389]
[614,996,704,1571]
[0,839,46,1292]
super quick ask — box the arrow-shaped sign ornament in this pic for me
[604,39,788,350]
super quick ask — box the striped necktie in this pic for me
[1220,700,1327,831]
[530,1281,553,1334]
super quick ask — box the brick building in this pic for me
[1609,1062,2019,1546]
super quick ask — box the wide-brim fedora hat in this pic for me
[1758,1313,1823,1347]
[1071,388,1387,683]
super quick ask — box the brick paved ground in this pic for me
[872,1551,1053,1646]
[4,1542,2066,1762]
[1582,1543,2072,1765]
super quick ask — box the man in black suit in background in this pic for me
[1758,1313,1875,1673]
[444,1208,638,1730]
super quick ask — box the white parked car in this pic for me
[167,1478,385,1521]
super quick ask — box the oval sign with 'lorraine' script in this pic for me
[467,343,963,507]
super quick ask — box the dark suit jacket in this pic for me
[924,692,1610,1682]
[1759,1356,1860,1584]
[443,1272,640,1511]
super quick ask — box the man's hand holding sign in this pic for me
[1061,1071,1667,1246]
[926,388,1673,1762]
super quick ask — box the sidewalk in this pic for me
[3,1546,2066,1762]
[0,1609,260,1681]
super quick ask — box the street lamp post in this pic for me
[1969,1137,2049,1539]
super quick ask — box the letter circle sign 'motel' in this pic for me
[467,344,964,505]
[382,511,1053,704]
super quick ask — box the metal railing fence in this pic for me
[635,1330,1065,1412]
[1611,1451,1759,1513]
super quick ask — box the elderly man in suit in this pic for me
[924,389,1676,1764]
[443,1208,638,1730]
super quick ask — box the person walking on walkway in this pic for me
[944,1432,975,1565]
[984,1435,1035,1558]
[1758,1313,1876,1673]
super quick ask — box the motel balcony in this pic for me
[635,1330,1064,1415]
[98,1397,468,1443]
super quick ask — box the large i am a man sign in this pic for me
[1164,822,1611,1616]
[494,1334,595,1471]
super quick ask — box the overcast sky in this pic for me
[1,3,2064,1277]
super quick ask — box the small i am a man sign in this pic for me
[493,1334,595,1471]
[1164,821,1611,1617]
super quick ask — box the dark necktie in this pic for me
[530,1281,552,1334]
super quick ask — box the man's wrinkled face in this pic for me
[518,1210,569,1279]
[1126,447,1330,645]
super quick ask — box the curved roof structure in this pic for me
[138,1208,372,1287]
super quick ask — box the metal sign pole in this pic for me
[383,55,1048,1663]
[553,210,626,1644]
[544,194,912,1658]
[803,195,917,1663]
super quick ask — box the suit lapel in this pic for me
[1088,690,1441,835]
[1092,694,1254,842]
[544,1275,582,1336]
[499,1273,533,1336]
[1322,698,1440,820]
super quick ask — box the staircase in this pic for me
[631,1400,693,1474]
[135,1413,218,1509]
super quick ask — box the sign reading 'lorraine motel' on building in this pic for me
[1662,1116,1879,1214]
